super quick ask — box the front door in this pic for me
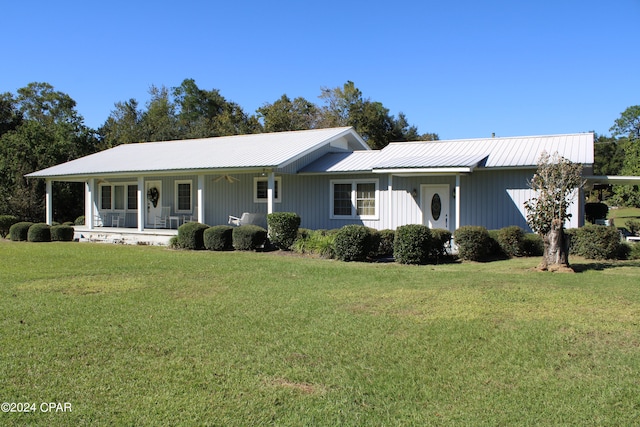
[145,180,162,227]
[421,185,450,230]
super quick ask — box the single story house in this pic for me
[27,126,618,243]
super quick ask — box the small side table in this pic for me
[169,216,180,229]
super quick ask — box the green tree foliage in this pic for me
[609,105,640,207]
[257,94,320,132]
[318,81,438,149]
[0,83,97,221]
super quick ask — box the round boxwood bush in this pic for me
[74,215,85,226]
[453,225,492,261]
[51,224,75,242]
[334,225,374,262]
[495,226,525,258]
[394,224,432,265]
[571,224,623,260]
[0,215,18,238]
[267,212,301,250]
[232,225,268,251]
[204,225,234,251]
[177,222,209,250]
[9,222,34,241]
[28,223,51,242]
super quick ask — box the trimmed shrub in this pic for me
[377,229,395,257]
[628,242,640,260]
[232,225,268,251]
[51,224,75,242]
[177,222,209,250]
[28,223,51,242]
[0,215,18,238]
[74,215,85,226]
[495,226,525,258]
[585,202,609,224]
[571,224,623,260]
[394,224,432,265]
[9,222,33,241]
[334,225,373,262]
[267,212,301,250]
[204,225,234,251]
[521,233,544,257]
[430,228,452,261]
[454,226,492,261]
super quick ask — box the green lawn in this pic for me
[609,206,640,231]
[1,240,640,426]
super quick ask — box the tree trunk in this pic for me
[538,219,574,272]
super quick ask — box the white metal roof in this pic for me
[27,127,367,179]
[300,133,594,174]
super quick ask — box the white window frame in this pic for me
[100,182,138,212]
[330,179,379,220]
[174,180,193,213]
[253,176,282,203]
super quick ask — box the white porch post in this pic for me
[45,179,53,225]
[197,174,204,223]
[267,171,275,215]
[455,175,461,230]
[86,179,95,230]
[388,174,393,229]
[137,177,144,231]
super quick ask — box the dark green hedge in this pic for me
[204,225,234,251]
[0,215,18,238]
[267,212,301,250]
[177,222,210,250]
[454,226,492,261]
[494,226,525,258]
[74,216,85,226]
[394,224,432,265]
[334,225,374,262]
[232,225,268,251]
[570,224,624,260]
[28,223,51,242]
[9,222,33,241]
[51,225,75,242]
[430,228,452,261]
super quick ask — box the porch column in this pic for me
[197,174,204,223]
[267,171,275,214]
[86,179,95,230]
[137,177,144,231]
[455,175,461,230]
[388,174,393,229]
[45,179,53,225]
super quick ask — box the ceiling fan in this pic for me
[213,174,240,183]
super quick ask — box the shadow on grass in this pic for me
[571,259,640,273]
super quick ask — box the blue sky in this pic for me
[3,0,639,140]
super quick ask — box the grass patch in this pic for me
[1,241,640,425]
[609,206,640,231]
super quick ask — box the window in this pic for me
[100,185,112,210]
[99,183,138,211]
[114,185,125,210]
[254,177,281,203]
[175,180,192,212]
[330,180,378,219]
[127,185,138,210]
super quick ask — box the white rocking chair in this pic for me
[154,206,171,228]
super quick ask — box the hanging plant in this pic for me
[147,187,160,208]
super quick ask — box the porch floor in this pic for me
[74,226,178,245]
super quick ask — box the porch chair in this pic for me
[154,206,171,228]
[94,210,107,227]
[228,212,267,228]
[111,212,125,227]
